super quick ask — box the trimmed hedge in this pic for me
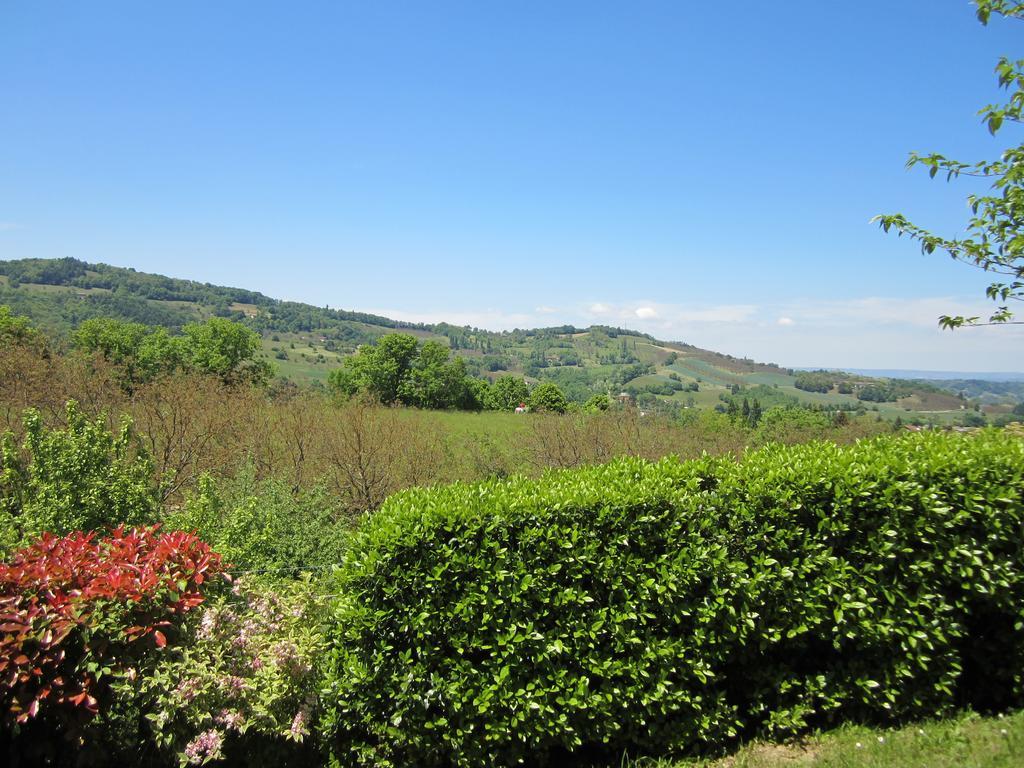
[323,430,1024,767]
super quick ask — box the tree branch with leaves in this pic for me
[875,1,1024,328]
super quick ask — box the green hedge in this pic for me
[322,431,1024,766]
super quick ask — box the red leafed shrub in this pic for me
[0,526,223,725]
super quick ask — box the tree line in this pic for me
[326,333,573,412]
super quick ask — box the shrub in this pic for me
[0,527,222,730]
[0,401,157,550]
[120,576,327,767]
[322,430,1024,766]
[167,470,349,573]
[752,406,835,446]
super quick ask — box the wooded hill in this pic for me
[1,257,1017,421]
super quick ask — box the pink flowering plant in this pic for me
[117,575,327,766]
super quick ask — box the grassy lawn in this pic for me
[629,711,1023,768]
[261,333,348,382]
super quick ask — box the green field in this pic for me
[261,333,347,382]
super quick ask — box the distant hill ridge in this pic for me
[821,368,1024,382]
[0,257,429,333]
[0,256,652,340]
[2,257,1021,416]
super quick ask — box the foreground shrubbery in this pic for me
[0,527,222,763]
[118,576,327,767]
[0,530,326,767]
[1,430,1022,766]
[323,430,1024,766]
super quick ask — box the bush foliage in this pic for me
[120,576,327,767]
[323,430,1024,766]
[167,470,349,573]
[0,402,158,550]
[0,527,222,729]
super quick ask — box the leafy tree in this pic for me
[857,383,898,403]
[0,402,158,549]
[488,375,529,411]
[182,318,273,386]
[529,381,569,413]
[74,317,150,362]
[794,372,833,394]
[74,318,184,385]
[584,393,612,412]
[74,316,270,387]
[464,377,492,411]
[726,399,739,420]
[0,305,43,349]
[329,334,487,410]
[876,1,1024,327]
[749,399,762,427]
[329,333,419,403]
[399,341,474,410]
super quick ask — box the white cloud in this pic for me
[582,301,757,325]
[0,222,19,232]
[777,317,795,326]
[673,304,757,323]
[534,305,558,314]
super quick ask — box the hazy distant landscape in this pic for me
[832,368,1024,381]
[3,257,1021,429]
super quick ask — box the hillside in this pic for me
[0,257,1014,421]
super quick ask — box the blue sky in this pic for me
[2,1,1023,370]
